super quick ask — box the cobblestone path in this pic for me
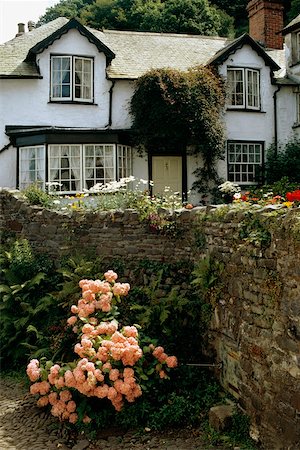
[0,378,218,450]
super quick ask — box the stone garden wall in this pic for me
[1,188,300,449]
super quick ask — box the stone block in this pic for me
[209,404,235,432]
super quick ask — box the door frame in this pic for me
[148,150,187,202]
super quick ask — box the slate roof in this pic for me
[0,18,68,78]
[93,28,231,79]
[282,13,300,35]
[0,16,286,81]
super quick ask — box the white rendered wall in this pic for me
[0,29,135,187]
[219,45,277,152]
[276,85,300,145]
[111,80,135,129]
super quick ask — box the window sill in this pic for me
[226,108,266,113]
[48,101,98,106]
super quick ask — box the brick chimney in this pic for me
[247,0,284,49]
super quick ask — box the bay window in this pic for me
[19,144,132,194]
[227,68,260,110]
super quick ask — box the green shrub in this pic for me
[265,140,300,184]
[23,183,53,207]
[0,239,63,368]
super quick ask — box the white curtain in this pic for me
[69,145,81,190]
[49,146,61,182]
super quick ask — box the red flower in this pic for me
[286,190,300,202]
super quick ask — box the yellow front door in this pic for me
[152,156,182,196]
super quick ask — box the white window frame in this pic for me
[227,141,263,185]
[19,145,46,190]
[83,144,116,191]
[50,55,93,103]
[117,145,133,180]
[48,144,82,193]
[227,68,260,110]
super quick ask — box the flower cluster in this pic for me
[286,190,300,202]
[27,270,177,424]
[218,181,241,195]
[233,190,299,208]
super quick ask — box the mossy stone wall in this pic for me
[1,189,300,448]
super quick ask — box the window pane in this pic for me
[247,69,260,109]
[83,144,116,189]
[49,145,81,192]
[227,69,244,107]
[227,142,262,184]
[51,56,71,100]
[19,146,45,189]
[74,57,92,101]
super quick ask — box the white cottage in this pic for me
[0,0,299,201]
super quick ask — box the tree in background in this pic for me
[38,0,234,37]
[288,0,300,21]
[212,0,248,35]
[37,0,94,25]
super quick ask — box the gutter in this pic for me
[0,141,12,154]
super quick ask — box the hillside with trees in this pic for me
[37,0,297,38]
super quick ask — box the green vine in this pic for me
[130,66,226,194]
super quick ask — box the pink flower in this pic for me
[67,316,77,326]
[37,396,49,407]
[48,392,58,405]
[112,283,130,296]
[153,346,164,358]
[109,368,120,381]
[71,305,78,314]
[67,400,76,413]
[82,324,94,335]
[60,390,72,402]
[26,359,41,382]
[165,356,178,368]
[69,413,78,424]
[123,326,138,338]
[83,415,92,424]
[104,270,118,282]
[94,384,109,398]
[123,368,134,378]
[107,386,118,400]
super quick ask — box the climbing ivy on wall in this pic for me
[130,65,226,194]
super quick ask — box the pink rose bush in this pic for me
[27,270,177,424]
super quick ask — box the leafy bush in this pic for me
[26,270,178,425]
[23,183,53,207]
[265,140,300,184]
[0,240,64,368]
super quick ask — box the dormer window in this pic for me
[50,55,93,102]
[227,68,260,110]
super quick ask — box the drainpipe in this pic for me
[273,85,281,156]
[108,80,115,127]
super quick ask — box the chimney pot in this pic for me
[16,23,25,37]
[28,21,36,32]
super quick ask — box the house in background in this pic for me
[0,0,299,202]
